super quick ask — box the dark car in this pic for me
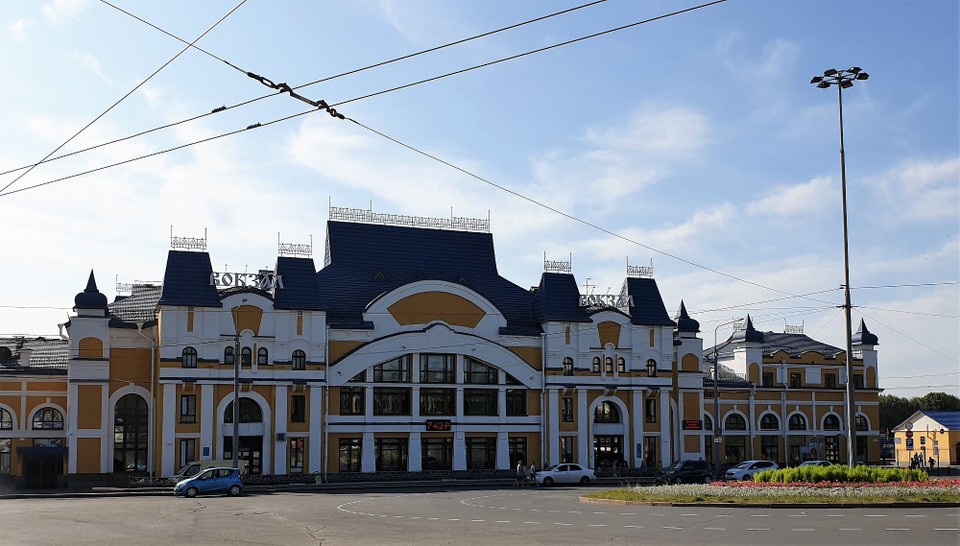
[656,459,713,485]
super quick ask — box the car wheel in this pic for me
[671,477,683,485]
[228,484,242,497]
[702,475,712,484]
[741,475,751,481]
[185,487,199,498]
[580,476,590,485]
[543,477,554,486]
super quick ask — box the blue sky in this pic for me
[1,0,957,397]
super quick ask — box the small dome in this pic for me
[852,319,878,345]
[74,270,108,310]
[674,301,700,333]
[731,315,764,343]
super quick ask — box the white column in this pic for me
[577,388,589,466]
[659,389,671,465]
[100,384,110,473]
[631,390,643,467]
[361,431,376,472]
[411,386,420,420]
[496,430,509,469]
[66,382,78,474]
[200,384,214,460]
[274,385,288,475]
[161,383,177,476]
[308,385,322,473]
[409,430,422,471]
[547,388,560,466]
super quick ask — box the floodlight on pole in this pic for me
[810,67,868,467]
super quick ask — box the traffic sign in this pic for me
[905,430,913,438]
[906,438,914,450]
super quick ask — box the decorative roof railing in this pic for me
[329,204,490,233]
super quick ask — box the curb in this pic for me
[579,496,960,508]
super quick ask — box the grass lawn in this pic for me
[587,481,960,505]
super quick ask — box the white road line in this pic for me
[589,524,607,527]
[623,525,644,529]
[934,528,960,531]
[904,514,927,518]
[548,510,560,513]
[393,515,403,518]
[865,514,887,518]
[703,527,725,531]
[554,522,572,526]
[470,520,485,523]
[792,528,815,532]
[750,514,770,517]
[838,528,862,531]
[448,518,460,522]
[788,514,807,518]
[496,521,510,523]
[681,513,697,517]
[663,526,683,530]
[620,512,636,516]
[651,513,667,517]
[593,511,607,515]
[826,514,845,517]
[885,528,910,532]
[409,516,420,520]
[523,521,540,525]
[428,517,440,521]
[746,528,771,532]
[569,510,582,514]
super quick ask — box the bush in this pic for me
[755,464,928,484]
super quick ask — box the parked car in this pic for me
[798,459,833,467]
[656,459,714,485]
[724,460,779,481]
[535,463,596,486]
[174,467,244,498]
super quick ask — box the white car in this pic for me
[535,463,596,486]
[724,460,779,481]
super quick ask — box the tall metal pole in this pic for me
[713,317,742,480]
[811,67,868,467]
[232,298,247,469]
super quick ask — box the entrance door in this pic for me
[594,435,623,472]
[223,436,263,475]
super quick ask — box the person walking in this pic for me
[515,461,525,487]
[528,463,537,486]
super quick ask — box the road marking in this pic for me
[554,522,572,526]
[592,511,607,515]
[496,521,510,523]
[788,514,807,518]
[470,520,485,523]
[651,513,667,516]
[826,514,845,517]
[548,510,559,513]
[589,524,607,527]
[409,516,420,519]
[792,528,815,532]
[681,513,697,517]
[904,514,927,518]
[885,528,910,532]
[569,510,582,514]
[623,525,643,529]
[703,527,725,531]
[746,528,770,532]
[934,528,960,531]
[523,521,540,525]
[530,509,540,512]
[838,528,862,531]
[865,514,887,518]
[663,526,683,530]
[750,514,770,517]
[393,515,403,518]
[428,517,440,521]
[448,518,460,522]
[620,512,636,516]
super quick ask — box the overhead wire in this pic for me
[0,0,611,180]
[0,0,248,195]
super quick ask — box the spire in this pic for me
[852,318,879,345]
[674,300,700,333]
[74,270,108,311]
[732,314,764,343]
[84,269,98,293]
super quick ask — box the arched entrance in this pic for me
[114,394,148,473]
[223,398,264,475]
[592,400,626,472]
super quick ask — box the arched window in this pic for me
[824,414,841,431]
[855,414,868,431]
[224,398,263,423]
[241,347,252,366]
[594,401,620,423]
[224,346,235,365]
[788,414,807,431]
[592,357,601,373]
[114,394,148,473]
[32,407,64,430]
[759,414,779,431]
[562,357,574,376]
[182,346,198,368]
[703,414,713,432]
[463,357,497,384]
[292,350,306,370]
[0,408,12,430]
[646,359,657,377]
[604,357,613,374]
[257,347,269,365]
[724,413,746,431]
[617,357,625,373]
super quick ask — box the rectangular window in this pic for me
[760,435,779,463]
[420,354,455,383]
[420,388,455,416]
[505,389,526,416]
[375,438,408,471]
[373,355,411,382]
[645,398,657,423]
[289,437,305,473]
[464,357,498,384]
[604,357,613,374]
[373,388,411,416]
[562,359,574,376]
[853,374,864,389]
[560,436,575,463]
[178,438,196,469]
[291,394,306,423]
[616,357,625,373]
[561,397,574,422]
[825,373,837,388]
[179,394,196,424]
[789,372,802,388]
[762,371,774,387]
[339,438,361,472]
[643,436,658,467]
[340,387,365,416]
[508,437,527,467]
[463,389,498,416]
[421,437,453,470]
[465,437,496,470]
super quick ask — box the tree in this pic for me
[914,391,960,411]
[879,394,915,431]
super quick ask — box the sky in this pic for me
[1,0,957,398]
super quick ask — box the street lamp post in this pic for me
[811,67,869,467]
[232,298,247,470]
[712,317,743,480]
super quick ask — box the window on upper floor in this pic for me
[759,414,779,430]
[646,359,657,377]
[789,372,802,388]
[725,413,747,431]
[179,395,196,423]
[463,389,497,416]
[463,357,497,385]
[32,408,64,430]
[241,347,252,366]
[592,357,601,373]
[762,371,774,387]
[644,398,657,423]
[562,357,574,376]
[506,389,526,416]
[291,395,306,423]
[0,408,12,430]
[420,354,455,383]
[604,357,613,374]
[825,373,837,388]
[595,401,620,423]
[292,350,306,370]
[617,357,625,373]
[824,414,841,431]
[374,356,411,383]
[340,387,364,416]
[562,398,574,422]
[788,414,807,431]
[224,346,235,365]
[853,374,864,389]
[182,346,198,368]
[257,347,269,365]
[855,414,868,432]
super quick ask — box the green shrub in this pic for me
[755,464,928,484]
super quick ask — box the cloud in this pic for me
[584,103,711,156]
[7,18,35,41]
[70,51,111,84]
[871,157,960,222]
[746,176,834,216]
[40,0,88,22]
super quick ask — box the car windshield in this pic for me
[664,460,684,471]
[544,465,560,472]
[733,462,751,469]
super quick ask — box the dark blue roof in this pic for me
[674,300,700,333]
[74,270,108,311]
[853,319,879,345]
[159,251,222,308]
[623,277,675,326]
[924,411,960,430]
[731,315,764,343]
[274,257,326,311]
[109,284,161,324]
[316,221,539,334]
[533,273,590,322]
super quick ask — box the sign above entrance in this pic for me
[579,294,634,312]
[210,271,284,290]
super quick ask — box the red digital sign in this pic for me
[425,420,452,431]
[682,419,702,430]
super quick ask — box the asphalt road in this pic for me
[0,486,957,545]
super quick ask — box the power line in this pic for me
[854,305,958,319]
[0,0,247,195]
[858,309,959,363]
[0,0,610,180]
[885,371,960,379]
[855,281,959,290]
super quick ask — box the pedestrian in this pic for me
[929,456,936,472]
[515,460,525,487]
[528,462,537,486]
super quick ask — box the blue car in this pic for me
[174,467,244,497]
